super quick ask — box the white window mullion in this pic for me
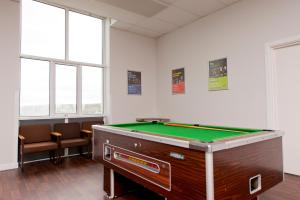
[65,9,69,61]
[103,18,111,121]
[77,66,82,115]
[49,61,56,117]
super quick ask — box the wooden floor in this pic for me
[0,157,298,200]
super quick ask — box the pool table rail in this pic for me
[199,130,284,152]
[93,125,283,152]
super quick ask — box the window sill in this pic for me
[18,115,105,121]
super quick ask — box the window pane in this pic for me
[69,11,103,64]
[56,65,77,114]
[21,0,65,59]
[20,59,49,116]
[82,67,103,114]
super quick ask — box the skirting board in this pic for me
[0,162,18,172]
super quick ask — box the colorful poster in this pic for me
[128,70,142,95]
[172,68,185,94]
[209,58,228,91]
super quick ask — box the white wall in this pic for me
[156,0,300,128]
[110,28,157,123]
[0,0,20,170]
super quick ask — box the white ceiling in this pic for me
[95,0,241,38]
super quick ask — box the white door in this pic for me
[276,44,300,176]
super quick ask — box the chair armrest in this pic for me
[51,132,62,137]
[18,135,25,146]
[18,135,25,141]
[18,135,25,158]
[81,129,92,138]
[51,132,62,145]
[81,129,92,134]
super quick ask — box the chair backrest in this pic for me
[54,123,81,139]
[81,120,104,131]
[19,124,51,144]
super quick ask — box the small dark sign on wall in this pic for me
[128,70,142,95]
[172,68,185,94]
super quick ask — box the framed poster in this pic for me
[172,68,185,94]
[208,58,228,91]
[127,70,142,95]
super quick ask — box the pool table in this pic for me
[93,121,283,200]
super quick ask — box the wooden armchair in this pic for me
[18,124,61,170]
[54,123,91,160]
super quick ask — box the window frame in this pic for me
[20,0,107,119]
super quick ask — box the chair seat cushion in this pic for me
[24,142,58,154]
[61,138,89,148]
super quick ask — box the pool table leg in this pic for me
[104,166,145,199]
[103,167,115,199]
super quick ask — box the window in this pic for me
[69,11,103,64]
[82,66,103,114]
[20,59,49,116]
[21,0,65,59]
[20,0,105,118]
[55,65,77,114]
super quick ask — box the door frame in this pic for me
[265,35,300,129]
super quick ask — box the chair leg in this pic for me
[18,145,22,169]
[82,144,92,159]
[88,144,92,159]
[18,146,20,167]
[49,151,55,163]
[79,146,83,156]
[53,150,59,164]
[20,152,24,171]
[59,148,64,164]
[18,150,21,168]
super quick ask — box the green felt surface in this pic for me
[109,122,263,143]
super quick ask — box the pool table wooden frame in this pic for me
[92,124,283,200]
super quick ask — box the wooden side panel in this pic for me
[213,137,283,200]
[93,130,206,200]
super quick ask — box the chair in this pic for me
[81,120,104,156]
[18,124,61,170]
[54,123,91,160]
